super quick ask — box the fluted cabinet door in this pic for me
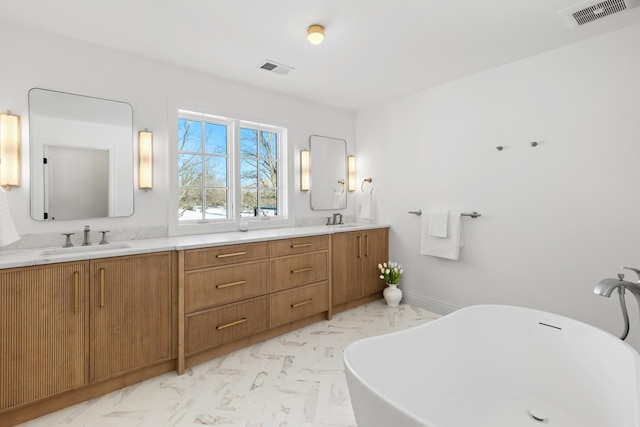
[90,252,172,382]
[331,231,363,306]
[361,228,389,296]
[0,262,89,411]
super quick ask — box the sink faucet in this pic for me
[332,213,343,225]
[82,225,92,246]
[594,267,640,340]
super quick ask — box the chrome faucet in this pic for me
[82,225,92,246]
[332,213,343,225]
[594,267,640,340]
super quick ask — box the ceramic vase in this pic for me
[383,283,402,307]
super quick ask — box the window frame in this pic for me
[169,105,290,236]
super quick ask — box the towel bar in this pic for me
[408,210,481,218]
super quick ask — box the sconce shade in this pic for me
[300,149,310,191]
[348,155,356,192]
[0,111,21,188]
[139,130,153,190]
[307,24,325,45]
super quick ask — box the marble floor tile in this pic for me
[18,300,439,427]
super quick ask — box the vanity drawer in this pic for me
[269,235,329,257]
[184,260,268,313]
[185,297,268,355]
[270,251,328,292]
[184,242,268,270]
[269,281,329,328]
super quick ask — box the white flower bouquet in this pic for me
[378,261,403,285]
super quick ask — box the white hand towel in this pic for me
[0,187,20,247]
[428,209,449,237]
[357,192,375,221]
[420,210,463,260]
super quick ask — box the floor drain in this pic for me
[528,409,548,423]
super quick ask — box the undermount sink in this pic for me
[334,224,358,228]
[40,243,131,256]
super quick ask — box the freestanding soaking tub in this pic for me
[344,305,640,427]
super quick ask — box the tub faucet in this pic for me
[82,225,92,246]
[594,270,640,340]
[593,274,638,297]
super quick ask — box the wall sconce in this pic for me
[347,154,356,192]
[300,149,310,191]
[138,129,153,190]
[0,111,21,189]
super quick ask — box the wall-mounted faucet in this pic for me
[595,267,640,340]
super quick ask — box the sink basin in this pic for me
[40,243,131,256]
[334,224,359,228]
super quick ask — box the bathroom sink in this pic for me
[40,243,131,256]
[334,224,359,228]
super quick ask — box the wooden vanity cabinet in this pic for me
[268,235,330,326]
[0,262,89,412]
[180,235,331,371]
[332,227,389,312]
[90,252,174,382]
[182,242,270,361]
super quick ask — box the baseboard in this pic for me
[402,291,460,315]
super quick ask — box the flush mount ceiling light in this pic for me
[307,24,325,45]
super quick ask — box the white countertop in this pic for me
[0,223,389,269]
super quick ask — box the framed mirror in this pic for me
[29,88,134,220]
[309,135,347,210]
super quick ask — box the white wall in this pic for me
[356,23,640,349]
[0,20,355,239]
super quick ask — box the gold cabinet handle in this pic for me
[291,299,313,308]
[216,318,247,330]
[365,234,369,257]
[216,280,247,289]
[216,251,247,259]
[74,271,79,314]
[291,243,312,248]
[291,267,313,274]
[99,268,105,308]
[357,235,362,259]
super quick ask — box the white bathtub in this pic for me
[344,305,640,427]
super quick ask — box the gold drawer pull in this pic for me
[216,280,247,289]
[291,267,313,274]
[291,299,313,308]
[216,318,247,330]
[74,271,79,314]
[216,251,247,259]
[291,243,312,248]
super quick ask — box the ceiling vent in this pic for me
[258,60,294,76]
[559,0,640,28]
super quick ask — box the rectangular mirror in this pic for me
[309,135,347,210]
[29,88,134,220]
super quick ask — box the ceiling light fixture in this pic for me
[307,24,325,45]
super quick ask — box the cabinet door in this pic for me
[362,228,390,296]
[0,262,89,411]
[91,252,172,382]
[331,231,363,306]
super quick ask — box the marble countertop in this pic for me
[0,223,389,269]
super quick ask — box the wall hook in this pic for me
[530,141,538,147]
[496,146,504,151]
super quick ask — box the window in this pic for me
[240,127,278,217]
[177,110,286,225]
